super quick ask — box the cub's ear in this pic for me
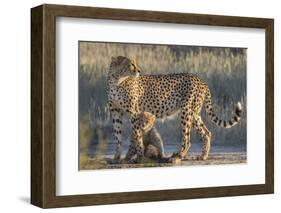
[144,112,155,125]
[149,114,156,125]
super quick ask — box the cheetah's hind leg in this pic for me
[193,116,211,161]
[171,104,193,160]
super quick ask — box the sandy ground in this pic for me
[80,152,246,170]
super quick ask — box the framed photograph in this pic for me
[31,4,274,208]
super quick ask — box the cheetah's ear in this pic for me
[130,56,136,63]
[111,57,117,62]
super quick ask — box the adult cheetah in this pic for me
[107,56,242,162]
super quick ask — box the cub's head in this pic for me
[136,112,156,133]
[108,56,141,83]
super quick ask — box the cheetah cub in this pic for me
[124,112,166,163]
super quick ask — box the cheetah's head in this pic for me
[108,56,141,84]
[136,112,156,133]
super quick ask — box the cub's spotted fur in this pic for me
[107,56,242,162]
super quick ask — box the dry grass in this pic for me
[79,116,92,169]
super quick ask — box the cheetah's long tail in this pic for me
[204,87,243,128]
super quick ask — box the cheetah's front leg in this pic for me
[131,116,144,163]
[122,142,137,163]
[111,109,123,160]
